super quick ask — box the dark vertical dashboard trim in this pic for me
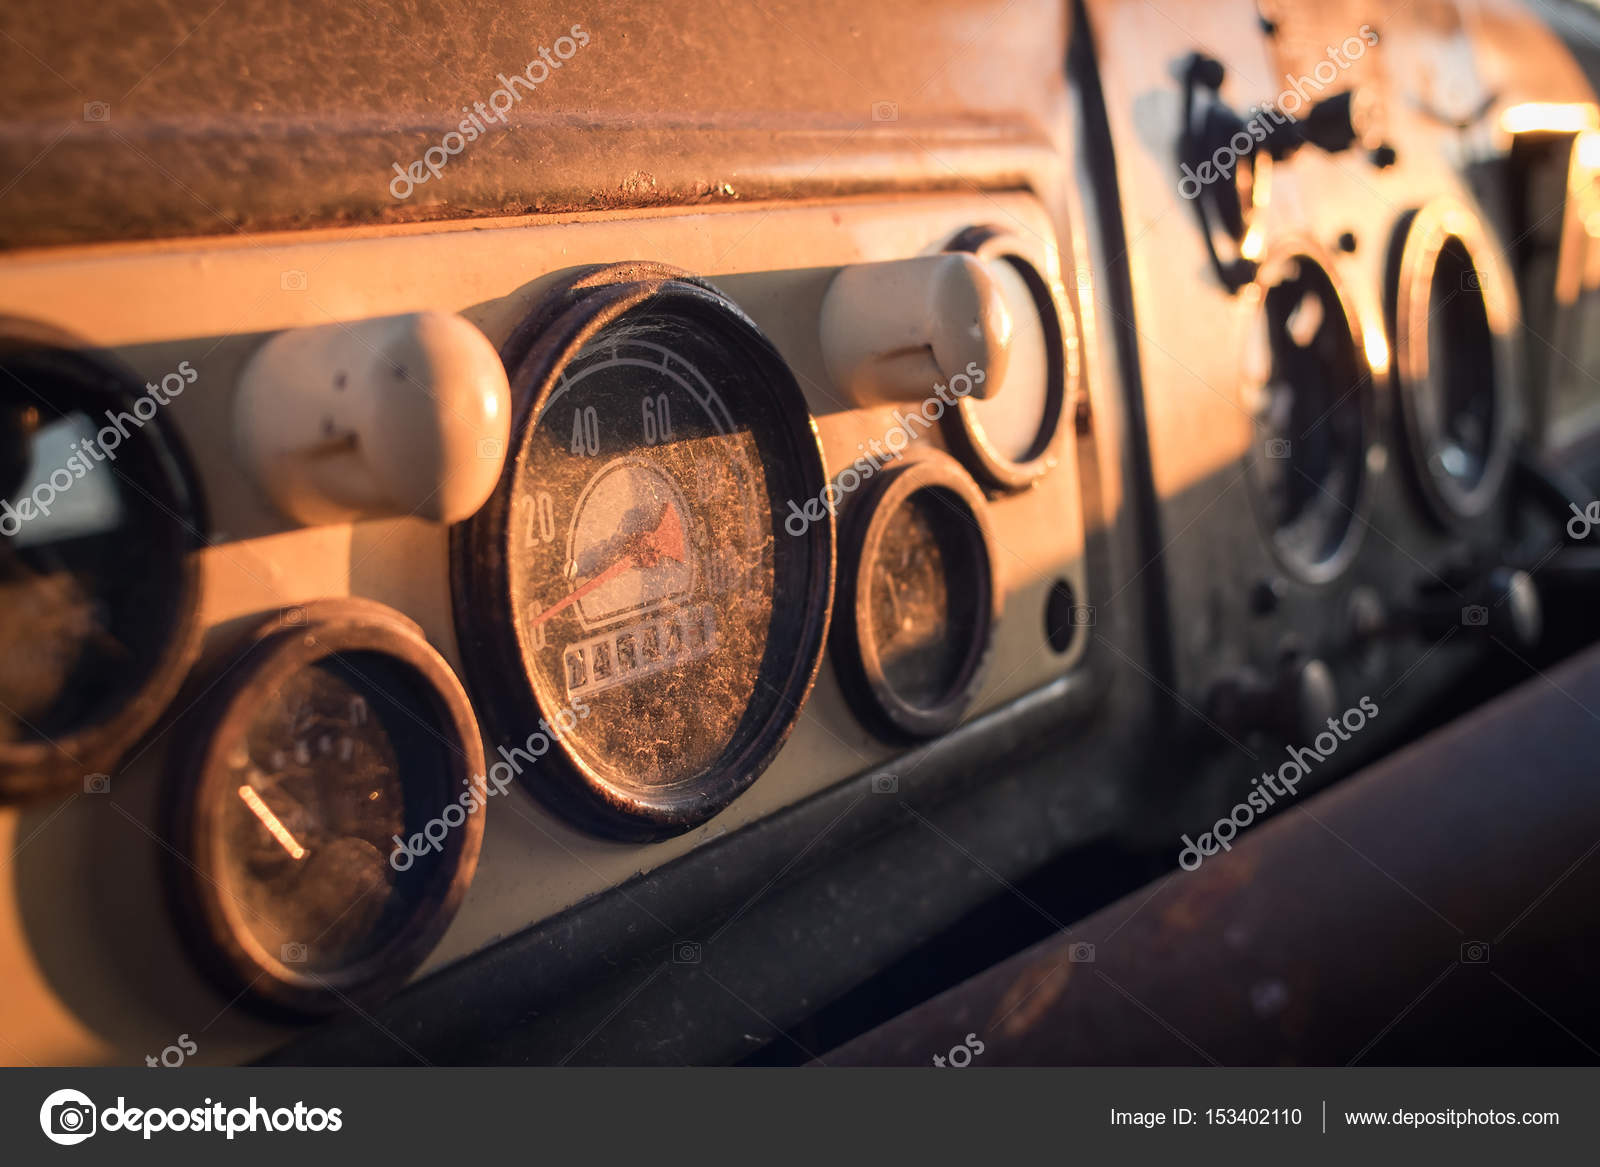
[1067,0,1177,698]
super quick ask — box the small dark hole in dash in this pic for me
[1045,579,1080,653]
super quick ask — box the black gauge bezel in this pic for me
[1386,197,1520,527]
[832,452,1000,742]
[0,319,205,804]
[166,598,486,1018]
[942,226,1077,491]
[1242,245,1379,586]
[451,263,834,842]
[1179,54,1272,292]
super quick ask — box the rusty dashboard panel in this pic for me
[0,0,1069,247]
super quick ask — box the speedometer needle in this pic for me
[528,504,686,629]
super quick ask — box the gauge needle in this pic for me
[238,785,307,860]
[528,504,686,629]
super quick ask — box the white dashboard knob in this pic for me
[235,311,511,525]
[820,253,1014,406]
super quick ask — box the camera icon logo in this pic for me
[673,940,702,964]
[871,773,898,795]
[1460,941,1490,964]
[83,102,110,122]
[281,269,308,292]
[40,1088,97,1145]
[1264,438,1292,459]
[477,437,504,461]
[281,941,309,963]
[1069,605,1096,627]
[1067,941,1096,963]
[1461,605,1488,627]
[280,605,307,628]
[83,773,110,794]
[1460,270,1484,292]
[871,100,898,122]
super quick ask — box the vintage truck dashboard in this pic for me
[1,0,1598,1068]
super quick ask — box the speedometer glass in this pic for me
[454,267,833,840]
[515,331,772,780]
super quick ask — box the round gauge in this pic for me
[0,320,204,803]
[453,265,833,841]
[833,453,1000,741]
[943,227,1076,491]
[1388,198,1518,525]
[169,600,485,1016]
[1241,251,1375,583]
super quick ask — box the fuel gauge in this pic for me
[168,600,485,1016]
[833,453,1000,741]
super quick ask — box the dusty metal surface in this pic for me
[824,638,1600,1065]
[0,0,1067,248]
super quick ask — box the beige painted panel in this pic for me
[0,192,1088,1064]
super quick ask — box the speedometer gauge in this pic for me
[454,265,833,841]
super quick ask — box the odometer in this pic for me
[454,266,833,841]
